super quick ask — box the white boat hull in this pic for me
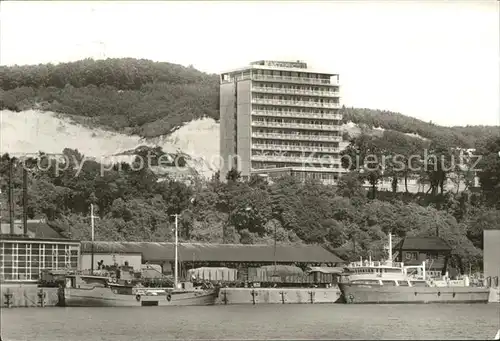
[61,287,217,307]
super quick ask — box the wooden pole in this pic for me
[22,167,28,236]
[91,204,95,275]
[8,159,15,235]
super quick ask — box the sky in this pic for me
[1,1,499,127]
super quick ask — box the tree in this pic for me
[373,130,427,193]
[341,132,385,199]
[225,167,241,182]
[336,171,367,204]
[476,135,500,207]
[465,208,500,249]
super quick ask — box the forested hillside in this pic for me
[0,58,219,137]
[342,108,499,148]
[1,58,499,273]
[1,58,498,144]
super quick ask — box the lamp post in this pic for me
[273,220,277,267]
[273,219,278,276]
[8,157,15,235]
[90,203,99,275]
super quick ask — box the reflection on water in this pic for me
[2,304,499,340]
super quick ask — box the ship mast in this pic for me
[90,204,95,275]
[171,214,179,289]
[388,232,393,264]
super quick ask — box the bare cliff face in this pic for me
[1,109,220,178]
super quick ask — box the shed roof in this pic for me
[393,237,452,251]
[80,241,345,263]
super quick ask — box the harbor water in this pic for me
[2,304,499,340]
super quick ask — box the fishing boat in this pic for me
[59,213,218,307]
[59,273,217,307]
[338,233,491,304]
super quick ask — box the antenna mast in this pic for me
[171,214,179,289]
[90,204,96,275]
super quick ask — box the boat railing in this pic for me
[348,261,404,268]
[80,270,113,277]
[134,287,169,296]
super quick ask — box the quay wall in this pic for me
[1,284,59,308]
[489,287,500,303]
[216,287,342,305]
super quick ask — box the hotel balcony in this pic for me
[255,166,346,173]
[251,154,342,165]
[252,74,339,86]
[252,144,340,153]
[251,121,341,131]
[252,86,340,98]
[252,132,342,142]
[251,98,340,109]
[292,166,348,173]
[252,109,342,120]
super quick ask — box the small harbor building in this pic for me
[0,220,81,284]
[483,229,500,287]
[392,236,452,277]
[80,241,345,279]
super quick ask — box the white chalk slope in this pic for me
[1,109,220,177]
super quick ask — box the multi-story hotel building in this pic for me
[219,60,345,184]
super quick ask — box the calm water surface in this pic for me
[2,304,499,340]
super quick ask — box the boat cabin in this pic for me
[349,278,428,287]
[348,260,405,274]
[341,259,428,285]
[343,261,406,281]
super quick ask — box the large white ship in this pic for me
[338,234,491,304]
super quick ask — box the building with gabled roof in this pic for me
[79,241,345,279]
[392,236,452,276]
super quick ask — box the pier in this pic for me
[1,284,59,308]
[489,287,500,303]
[216,287,342,305]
